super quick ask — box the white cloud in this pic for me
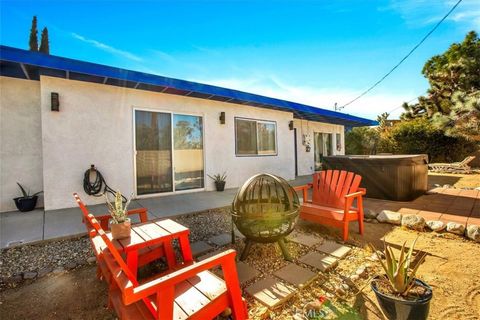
[195,75,419,120]
[71,33,143,62]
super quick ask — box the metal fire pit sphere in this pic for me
[231,173,300,261]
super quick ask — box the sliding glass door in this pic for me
[134,110,204,195]
[314,132,333,171]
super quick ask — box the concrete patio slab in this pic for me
[190,241,214,258]
[273,263,318,288]
[0,209,44,247]
[235,261,260,284]
[245,277,296,309]
[299,252,338,272]
[317,241,351,259]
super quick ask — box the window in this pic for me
[235,118,277,156]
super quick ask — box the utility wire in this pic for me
[340,0,463,109]
[387,97,418,115]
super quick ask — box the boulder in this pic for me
[446,222,465,235]
[23,271,37,280]
[426,220,446,232]
[401,215,426,231]
[364,208,378,219]
[466,225,480,242]
[376,210,402,225]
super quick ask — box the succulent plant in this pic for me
[370,238,426,296]
[16,182,43,198]
[105,191,132,223]
[208,172,227,183]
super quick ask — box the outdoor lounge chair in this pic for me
[428,156,476,174]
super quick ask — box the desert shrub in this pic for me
[345,127,379,155]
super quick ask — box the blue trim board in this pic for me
[0,45,377,126]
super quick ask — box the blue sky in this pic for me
[1,0,478,119]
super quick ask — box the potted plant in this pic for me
[105,191,132,240]
[208,172,227,191]
[13,182,43,212]
[370,238,432,320]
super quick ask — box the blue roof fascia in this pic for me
[0,45,378,126]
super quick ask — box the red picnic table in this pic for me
[107,218,193,278]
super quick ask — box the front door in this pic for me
[314,132,332,171]
[134,110,204,195]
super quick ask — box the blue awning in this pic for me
[0,45,377,127]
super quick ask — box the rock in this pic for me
[475,187,480,191]
[52,267,65,274]
[434,183,441,187]
[87,257,97,264]
[401,215,426,231]
[443,184,453,189]
[23,271,37,280]
[376,210,402,225]
[446,222,465,235]
[426,220,446,232]
[355,267,367,278]
[65,262,77,270]
[37,267,52,278]
[349,274,360,282]
[364,208,378,219]
[335,286,346,296]
[466,225,480,242]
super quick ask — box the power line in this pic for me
[340,0,463,109]
[387,97,418,115]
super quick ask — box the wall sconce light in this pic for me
[306,145,311,152]
[51,92,60,112]
[289,120,294,130]
[219,111,225,124]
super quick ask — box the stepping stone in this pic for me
[209,233,232,247]
[287,232,322,247]
[245,277,296,309]
[218,261,259,284]
[191,241,214,258]
[273,263,318,288]
[299,252,338,272]
[317,241,351,259]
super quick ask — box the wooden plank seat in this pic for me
[294,170,366,241]
[73,193,166,279]
[86,213,248,320]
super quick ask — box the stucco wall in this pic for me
[0,77,43,212]
[294,119,345,176]
[39,76,295,210]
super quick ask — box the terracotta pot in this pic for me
[110,218,131,239]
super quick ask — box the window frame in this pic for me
[234,117,278,157]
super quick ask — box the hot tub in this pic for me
[323,155,428,201]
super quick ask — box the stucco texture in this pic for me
[0,77,43,212]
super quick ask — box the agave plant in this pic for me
[16,182,43,198]
[105,191,132,223]
[370,238,426,296]
[208,172,227,183]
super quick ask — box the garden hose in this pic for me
[83,165,127,202]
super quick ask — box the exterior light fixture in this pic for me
[289,120,294,130]
[219,112,226,124]
[51,92,60,111]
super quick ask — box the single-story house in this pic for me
[0,45,376,212]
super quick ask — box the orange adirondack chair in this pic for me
[73,193,166,277]
[86,213,248,320]
[294,170,366,241]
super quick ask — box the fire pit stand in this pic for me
[230,173,300,261]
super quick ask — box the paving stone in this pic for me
[217,261,259,284]
[287,232,323,247]
[317,241,351,259]
[245,277,296,309]
[299,252,338,272]
[273,263,318,288]
[190,241,214,258]
[209,233,232,247]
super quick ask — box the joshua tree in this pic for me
[39,27,50,54]
[29,16,38,51]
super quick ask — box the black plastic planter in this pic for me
[215,181,226,191]
[371,276,432,320]
[13,196,38,212]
